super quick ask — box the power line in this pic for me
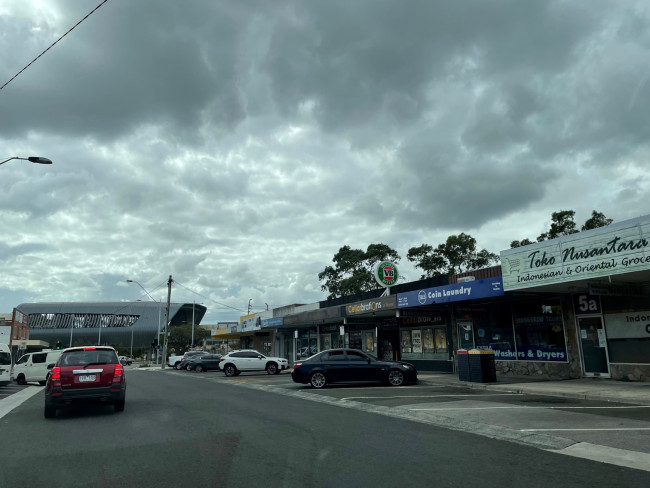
[173,280,246,313]
[0,0,110,92]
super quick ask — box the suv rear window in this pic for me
[60,349,118,366]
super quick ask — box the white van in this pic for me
[0,344,11,387]
[12,350,63,386]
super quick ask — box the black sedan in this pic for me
[291,348,417,389]
[188,354,223,372]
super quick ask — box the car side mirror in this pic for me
[47,363,55,370]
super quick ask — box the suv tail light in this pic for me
[49,366,62,392]
[220,357,225,362]
[293,363,302,370]
[112,364,124,384]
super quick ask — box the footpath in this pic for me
[417,372,650,405]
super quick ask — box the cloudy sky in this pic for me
[2,0,649,324]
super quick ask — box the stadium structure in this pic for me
[16,302,207,349]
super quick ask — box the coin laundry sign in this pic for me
[501,214,650,291]
[374,261,398,287]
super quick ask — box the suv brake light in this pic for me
[219,357,225,362]
[51,366,61,380]
[112,364,124,384]
[293,363,302,370]
[83,346,96,350]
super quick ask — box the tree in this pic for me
[537,210,578,241]
[407,233,499,278]
[510,209,614,248]
[582,210,614,231]
[510,239,534,248]
[319,244,400,299]
[167,324,210,353]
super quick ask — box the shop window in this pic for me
[601,297,650,364]
[512,299,567,362]
[464,306,517,360]
[401,327,448,360]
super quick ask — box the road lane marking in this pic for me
[410,405,650,411]
[0,386,43,420]
[342,393,525,401]
[553,442,650,472]
[523,428,650,432]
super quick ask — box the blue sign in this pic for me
[397,277,504,308]
[261,317,283,328]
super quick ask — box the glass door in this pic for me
[578,316,610,377]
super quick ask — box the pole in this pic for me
[191,301,195,348]
[69,314,74,347]
[157,299,162,365]
[162,275,172,370]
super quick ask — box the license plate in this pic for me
[78,375,96,382]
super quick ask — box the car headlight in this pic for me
[402,364,411,370]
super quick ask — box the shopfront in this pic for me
[501,214,650,380]
[397,278,504,372]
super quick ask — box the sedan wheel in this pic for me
[309,371,326,389]
[388,369,404,386]
[224,364,237,377]
[186,364,193,371]
[266,363,278,375]
[16,374,26,386]
[175,362,182,370]
[195,364,204,373]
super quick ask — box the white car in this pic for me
[218,350,289,376]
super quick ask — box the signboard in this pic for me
[345,295,396,316]
[501,214,650,291]
[604,311,650,339]
[261,317,283,328]
[397,277,504,308]
[373,261,399,287]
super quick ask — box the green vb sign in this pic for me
[374,261,398,287]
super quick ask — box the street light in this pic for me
[0,156,53,166]
[126,279,156,302]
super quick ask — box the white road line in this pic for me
[553,442,650,472]
[410,405,650,411]
[341,393,525,401]
[0,386,43,420]
[523,428,650,432]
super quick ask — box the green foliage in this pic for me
[582,210,614,231]
[510,209,614,248]
[318,244,401,299]
[407,233,499,278]
[537,210,578,241]
[167,324,211,352]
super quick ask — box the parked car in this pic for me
[189,354,223,372]
[44,346,126,418]
[218,350,289,376]
[0,343,11,387]
[291,348,418,389]
[169,350,205,369]
[12,350,63,386]
[179,353,208,371]
[119,355,134,366]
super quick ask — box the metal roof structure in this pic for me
[16,301,207,349]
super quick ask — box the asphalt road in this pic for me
[0,368,648,488]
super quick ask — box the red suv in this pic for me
[44,346,126,418]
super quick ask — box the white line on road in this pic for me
[410,405,650,411]
[523,428,650,432]
[342,393,525,401]
[0,386,43,420]
[553,442,650,472]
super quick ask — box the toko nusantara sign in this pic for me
[501,214,650,291]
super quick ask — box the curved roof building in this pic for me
[16,302,207,349]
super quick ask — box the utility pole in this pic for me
[162,275,172,370]
[191,301,195,348]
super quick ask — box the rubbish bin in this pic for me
[468,349,496,383]
[456,349,470,382]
